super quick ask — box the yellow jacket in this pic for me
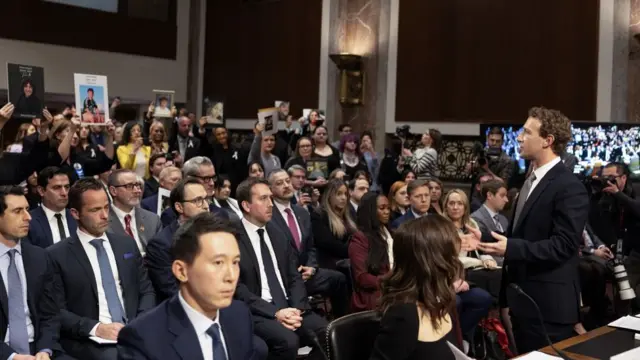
[116,143,152,179]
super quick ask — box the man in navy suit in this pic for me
[26,167,77,248]
[390,180,431,230]
[479,107,589,353]
[268,170,348,317]
[140,166,182,215]
[45,178,156,360]
[146,178,212,301]
[0,186,76,360]
[117,212,267,360]
[159,157,229,227]
[348,178,369,220]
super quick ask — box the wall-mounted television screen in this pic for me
[481,123,640,176]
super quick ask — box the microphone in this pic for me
[303,327,329,360]
[509,284,572,360]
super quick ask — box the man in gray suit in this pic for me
[471,179,509,265]
[107,169,162,256]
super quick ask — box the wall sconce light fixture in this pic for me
[330,53,365,106]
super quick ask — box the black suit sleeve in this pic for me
[36,252,63,352]
[299,210,318,268]
[310,211,348,260]
[0,343,14,360]
[506,179,589,264]
[370,304,418,360]
[116,325,150,360]
[283,237,309,310]
[51,266,99,337]
[234,283,278,319]
[145,234,178,300]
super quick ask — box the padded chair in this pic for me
[326,310,381,360]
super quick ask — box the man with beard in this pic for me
[107,169,162,256]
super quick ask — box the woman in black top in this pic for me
[370,215,464,360]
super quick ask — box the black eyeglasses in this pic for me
[183,196,208,207]
[194,175,217,183]
[113,183,142,191]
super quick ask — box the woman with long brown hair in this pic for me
[371,215,463,359]
[311,178,357,268]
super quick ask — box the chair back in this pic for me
[326,310,381,360]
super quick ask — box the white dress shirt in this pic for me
[178,291,228,360]
[381,227,394,269]
[0,242,34,345]
[76,229,125,336]
[350,200,359,213]
[273,201,302,243]
[241,218,287,302]
[526,156,562,200]
[111,206,144,255]
[41,204,70,244]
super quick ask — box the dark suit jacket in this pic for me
[143,178,159,199]
[389,208,418,230]
[141,195,159,215]
[146,221,180,302]
[46,232,156,340]
[26,207,78,248]
[117,296,258,360]
[235,221,309,319]
[503,161,589,325]
[169,135,201,163]
[271,204,318,268]
[0,242,61,358]
[160,203,229,227]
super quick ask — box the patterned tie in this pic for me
[493,214,504,233]
[7,249,30,355]
[284,208,301,249]
[206,323,227,360]
[89,239,126,323]
[124,214,135,239]
[54,213,67,241]
[513,173,536,226]
[256,229,288,309]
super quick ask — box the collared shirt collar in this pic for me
[273,200,291,213]
[483,204,498,220]
[532,156,561,182]
[350,200,358,212]
[41,204,65,222]
[0,240,21,258]
[76,228,107,245]
[112,205,135,222]
[178,291,219,336]
[242,217,264,234]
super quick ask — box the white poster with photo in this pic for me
[258,107,279,136]
[153,89,175,118]
[74,73,110,125]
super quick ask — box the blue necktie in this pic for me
[206,323,227,360]
[7,249,30,355]
[89,239,126,324]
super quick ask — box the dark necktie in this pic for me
[89,239,126,323]
[284,208,301,249]
[54,213,67,241]
[7,249,30,355]
[124,214,135,239]
[256,229,288,309]
[513,173,536,226]
[206,323,227,360]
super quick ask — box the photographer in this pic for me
[469,127,517,187]
[588,163,640,304]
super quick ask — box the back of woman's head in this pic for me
[379,215,462,329]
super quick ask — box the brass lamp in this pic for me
[330,53,365,106]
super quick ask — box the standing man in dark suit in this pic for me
[146,178,211,301]
[142,154,166,199]
[118,212,266,360]
[268,170,348,317]
[159,157,229,226]
[46,178,156,360]
[235,178,328,360]
[169,116,202,165]
[26,167,77,248]
[479,107,589,353]
[389,180,431,230]
[0,186,75,360]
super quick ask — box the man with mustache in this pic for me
[45,178,155,360]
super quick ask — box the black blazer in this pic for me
[146,221,180,302]
[502,161,589,324]
[310,210,351,268]
[143,177,159,199]
[0,241,61,359]
[117,296,259,360]
[169,135,202,163]
[46,232,156,339]
[270,204,318,268]
[26,207,78,248]
[234,221,309,319]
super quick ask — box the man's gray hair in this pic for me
[182,156,213,177]
[287,165,306,176]
[267,169,288,184]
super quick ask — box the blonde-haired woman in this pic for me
[147,120,169,154]
[311,178,357,269]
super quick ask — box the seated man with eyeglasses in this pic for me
[107,169,162,257]
[159,156,229,226]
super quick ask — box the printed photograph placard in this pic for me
[153,89,175,119]
[258,107,279,136]
[7,63,45,119]
[74,73,109,125]
[203,97,225,127]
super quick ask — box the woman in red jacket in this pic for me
[349,191,393,312]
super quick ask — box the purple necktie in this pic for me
[285,208,301,249]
